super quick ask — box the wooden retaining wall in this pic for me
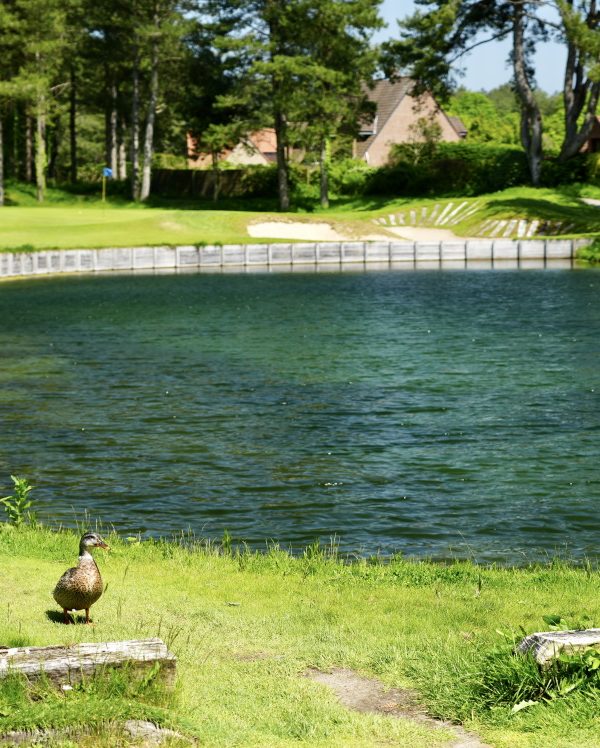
[0,239,587,280]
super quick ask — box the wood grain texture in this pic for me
[0,638,176,688]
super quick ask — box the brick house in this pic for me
[353,78,466,167]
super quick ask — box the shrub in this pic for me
[327,158,376,196]
[366,143,529,197]
[1,476,36,527]
[586,153,600,185]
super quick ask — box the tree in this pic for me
[558,0,600,159]
[292,0,382,208]
[384,0,600,185]
[0,3,20,205]
[204,0,383,210]
[10,0,70,201]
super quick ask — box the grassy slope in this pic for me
[2,525,600,747]
[1,183,600,252]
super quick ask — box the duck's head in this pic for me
[79,532,110,554]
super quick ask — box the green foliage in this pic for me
[5,526,600,745]
[327,158,375,196]
[447,89,520,145]
[0,475,36,527]
[577,237,600,264]
[368,143,529,197]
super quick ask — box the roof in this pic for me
[447,115,467,138]
[355,78,413,159]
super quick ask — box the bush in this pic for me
[586,152,600,185]
[366,143,529,197]
[541,154,588,187]
[327,158,375,196]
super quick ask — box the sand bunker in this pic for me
[247,221,466,242]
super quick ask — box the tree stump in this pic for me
[517,628,600,668]
[0,638,176,688]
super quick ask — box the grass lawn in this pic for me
[3,525,600,747]
[1,182,600,252]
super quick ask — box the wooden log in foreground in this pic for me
[517,628,600,667]
[0,638,176,688]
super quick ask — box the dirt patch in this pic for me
[247,220,474,243]
[305,668,490,748]
[247,220,388,242]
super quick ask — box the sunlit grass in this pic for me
[2,524,600,746]
[1,182,600,252]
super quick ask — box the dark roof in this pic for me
[447,115,467,138]
[355,78,413,159]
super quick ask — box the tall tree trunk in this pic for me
[107,82,118,174]
[106,83,119,176]
[131,51,140,200]
[319,138,330,209]
[118,120,127,179]
[25,115,33,183]
[512,3,543,186]
[211,151,220,202]
[274,108,290,211]
[69,65,77,183]
[140,18,159,202]
[0,113,4,207]
[35,99,47,202]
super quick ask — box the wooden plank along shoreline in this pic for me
[0,638,176,688]
[0,239,586,279]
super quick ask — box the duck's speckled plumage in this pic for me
[52,532,109,623]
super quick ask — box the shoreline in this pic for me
[0,238,585,281]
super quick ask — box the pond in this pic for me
[0,266,598,563]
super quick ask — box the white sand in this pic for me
[248,221,466,242]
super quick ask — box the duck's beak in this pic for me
[99,541,110,550]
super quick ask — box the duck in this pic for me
[53,532,109,624]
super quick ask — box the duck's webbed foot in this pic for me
[63,609,74,624]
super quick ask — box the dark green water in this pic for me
[0,267,598,562]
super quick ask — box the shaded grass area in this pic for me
[3,525,600,747]
[453,185,600,237]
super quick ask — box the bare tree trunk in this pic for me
[211,150,220,202]
[108,82,118,175]
[118,118,127,179]
[274,109,290,211]
[25,115,33,183]
[513,3,543,186]
[0,113,4,206]
[319,138,329,209]
[140,16,159,202]
[131,51,140,200]
[35,100,47,202]
[69,65,77,183]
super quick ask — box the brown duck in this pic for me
[53,532,109,624]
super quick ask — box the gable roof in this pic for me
[355,78,413,159]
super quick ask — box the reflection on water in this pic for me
[0,265,598,563]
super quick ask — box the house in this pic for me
[187,129,278,168]
[186,128,301,168]
[353,78,467,167]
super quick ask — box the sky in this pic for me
[377,0,565,94]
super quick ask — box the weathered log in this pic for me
[0,638,176,688]
[517,628,600,667]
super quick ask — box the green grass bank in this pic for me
[1,182,600,256]
[3,524,600,747]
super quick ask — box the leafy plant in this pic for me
[477,615,600,709]
[0,476,36,527]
